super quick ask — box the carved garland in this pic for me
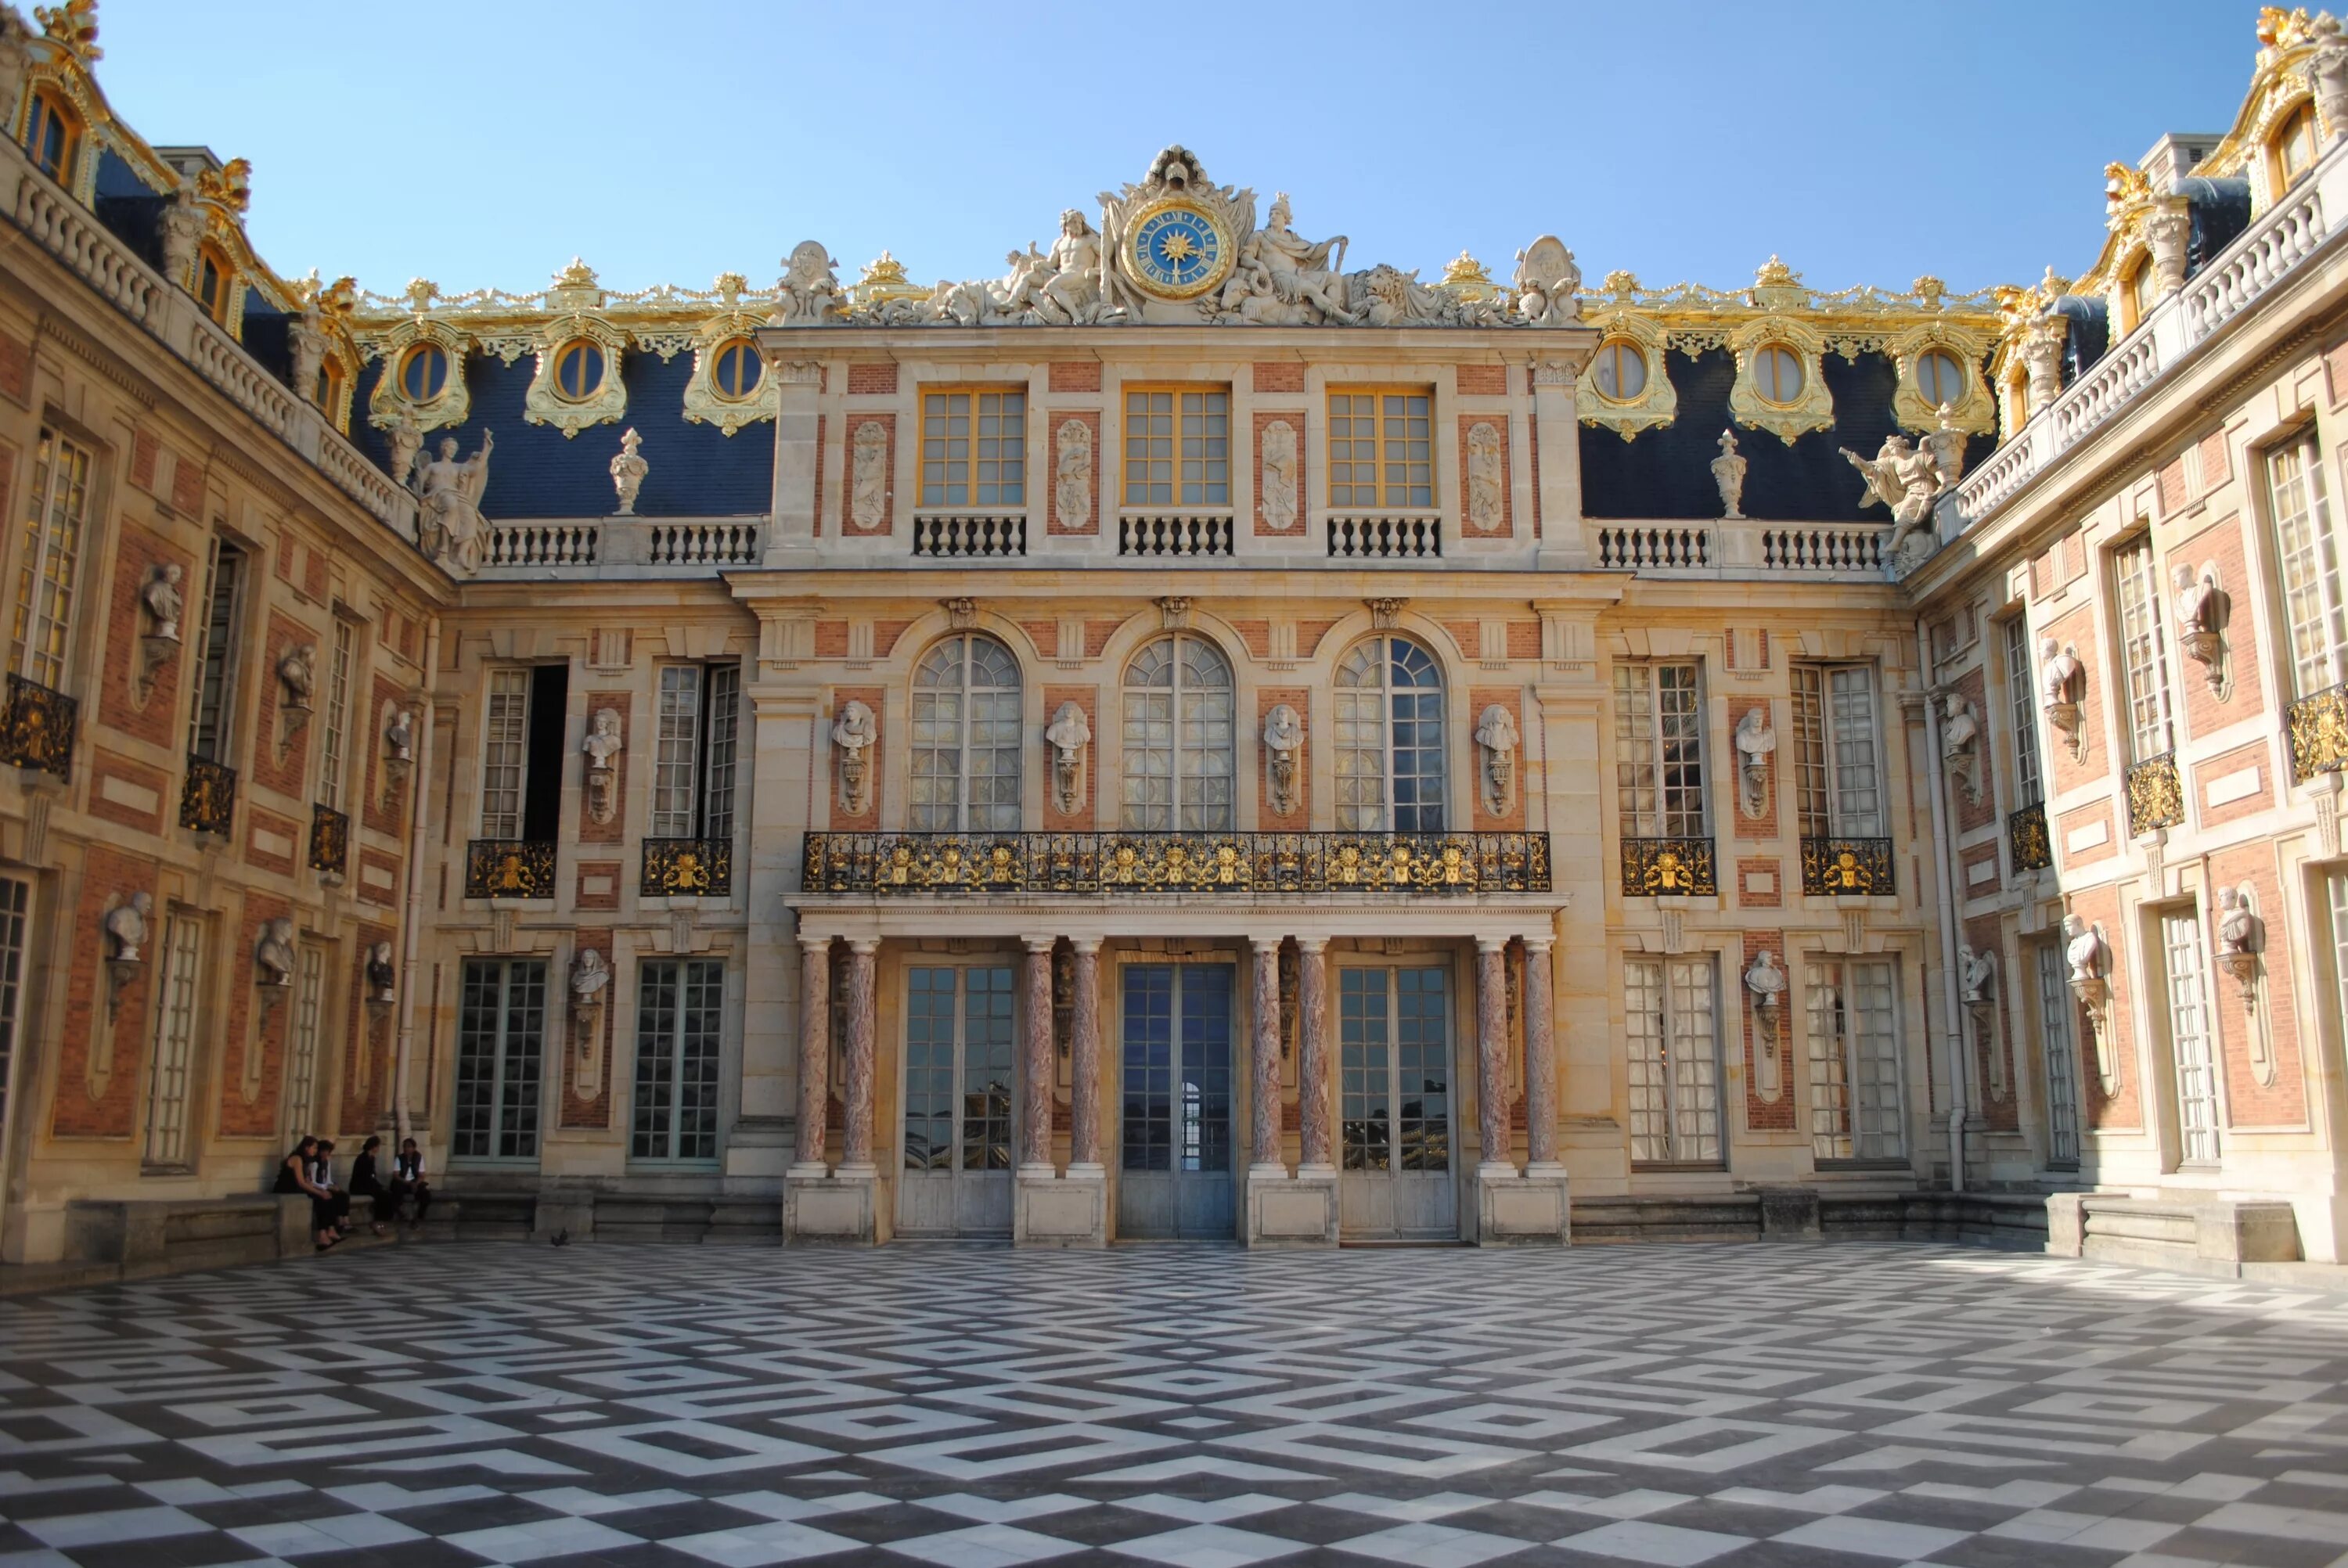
[681,310,780,437]
[365,316,472,435]
[1575,307,1677,440]
[1726,318,1835,445]
[522,313,631,438]
[1887,321,1996,436]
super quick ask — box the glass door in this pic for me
[899,965,1016,1235]
[453,959,547,1163]
[1338,965,1457,1239]
[1117,963,1234,1239]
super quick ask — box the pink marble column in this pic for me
[1250,936,1285,1174]
[1068,939,1103,1172]
[1296,937,1333,1173]
[839,938,878,1173]
[1019,937,1056,1174]
[1475,937,1513,1175]
[791,933,831,1176]
[1523,933,1561,1170]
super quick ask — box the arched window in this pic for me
[911,633,1022,833]
[1752,344,1804,405]
[552,339,606,402]
[196,246,236,325]
[1592,338,1647,402]
[1122,635,1234,831]
[23,87,77,183]
[1915,349,1967,408]
[1334,635,1446,833]
[711,337,762,401]
[398,343,450,403]
[2273,99,2319,192]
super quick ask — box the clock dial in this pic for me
[1128,203,1230,300]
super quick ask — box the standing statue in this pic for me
[0,10,30,135]
[1711,428,1747,520]
[1733,705,1775,818]
[141,563,184,642]
[1053,419,1092,533]
[776,241,840,325]
[1260,420,1299,534]
[254,917,297,987]
[832,698,877,816]
[1263,703,1302,815]
[1475,704,1520,816]
[1941,692,1980,804]
[411,431,494,574]
[103,890,153,964]
[384,410,424,491]
[2312,13,2348,149]
[609,427,648,516]
[160,184,204,291]
[1046,701,1091,816]
[290,302,330,407]
[1841,433,1949,562]
[582,708,623,825]
[277,643,317,712]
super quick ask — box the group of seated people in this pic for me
[274,1134,433,1251]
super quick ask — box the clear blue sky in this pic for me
[96,0,2253,303]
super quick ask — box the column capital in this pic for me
[848,937,880,955]
[1022,934,1059,954]
[1294,935,1331,955]
[798,931,834,953]
[1521,932,1555,955]
[1069,936,1104,955]
[1248,933,1286,955]
[1475,933,1512,955]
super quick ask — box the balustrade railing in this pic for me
[2052,333,2159,454]
[803,831,1550,895]
[649,520,759,565]
[1599,525,1711,569]
[1327,512,1440,559]
[2125,753,2185,836]
[913,512,1026,559]
[180,755,236,837]
[643,837,733,897]
[0,673,76,779]
[1761,527,1885,572]
[487,520,600,566]
[1799,836,1894,896]
[1120,512,1233,557]
[1619,837,1717,896]
[466,839,558,899]
[2008,800,2052,873]
[2288,682,2348,782]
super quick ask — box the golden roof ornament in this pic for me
[34,0,97,57]
[196,156,250,214]
[1749,255,1808,310]
[2103,160,2153,215]
[1601,269,1641,298]
[402,278,438,315]
[547,257,603,311]
[1439,250,1497,300]
[1911,275,1946,310]
[714,271,747,308]
[853,250,927,307]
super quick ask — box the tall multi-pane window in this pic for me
[1790,664,1883,836]
[23,88,77,183]
[1806,958,1904,1162]
[142,915,203,1170]
[1122,389,1229,506]
[1327,391,1433,508]
[2002,617,2044,808]
[478,668,531,839]
[2112,536,2175,764]
[186,540,246,762]
[1121,635,1235,831]
[1334,636,1446,832]
[1614,664,1706,836]
[910,634,1022,832]
[317,620,355,807]
[650,664,742,840]
[453,958,547,1162]
[2267,434,2348,699]
[283,946,324,1139]
[919,390,1026,506]
[632,958,724,1162]
[2033,942,2081,1167]
[10,429,92,692]
[1624,958,1722,1164]
[2163,909,2221,1165]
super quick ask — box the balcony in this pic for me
[1619,837,1717,896]
[308,803,349,877]
[1327,512,1440,559]
[2288,682,2348,783]
[0,672,75,779]
[1800,836,1894,897]
[802,831,1550,896]
[466,839,558,899]
[643,837,733,897]
[913,512,1025,559]
[2008,801,2052,873]
[179,755,236,837]
[2125,753,2185,836]
[1119,512,1232,558]
[1594,520,1888,578]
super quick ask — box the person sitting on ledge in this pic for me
[391,1136,433,1228]
[348,1135,394,1236]
[273,1135,341,1250]
[310,1138,353,1238]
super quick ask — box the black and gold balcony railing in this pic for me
[1799,836,1895,896]
[0,672,76,779]
[1619,837,1716,896]
[179,754,236,836]
[802,831,1550,895]
[2125,752,2185,836]
[643,836,733,897]
[2289,682,2348,783]
[308,803,349,876]
[466,838,558,899]
[2007,800,2052,873]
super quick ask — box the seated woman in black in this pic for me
[309,1139,353,1236]
[272,1136,340,1250]
[348,1135,394,1235]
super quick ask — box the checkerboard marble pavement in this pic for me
[3,1240,2347,1568]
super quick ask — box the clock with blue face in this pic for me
[1128,201,1232,300]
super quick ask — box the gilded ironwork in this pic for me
[643,837,733,897]
[2288,683,2348,782]
[465,838,557,900]
[308,803,349,876]
[2126,753,2185,836]
[1799,836,1895,897]
[178,754,236,836]
[801,832,1550,896]
[1620,837,1718,897]
[0,673,77,779]
[2008,801,2053,873]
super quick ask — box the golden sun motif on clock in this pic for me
[1126,201,1232,300]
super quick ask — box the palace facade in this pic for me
[1,1,2343,1269]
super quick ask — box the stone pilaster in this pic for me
[1019,937,1056,1175]
[763,357,821,565]
[839,939,877,1174]
[1295,937,1333,1174]
[789,934,830,1178]
[1475,937,1513,1177]
[1068,938,1103,1173]
[1248,935,1284,1174]
[1523,932,1561,1172]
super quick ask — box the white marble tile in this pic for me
[1330,1521,1532,1567]
[1550,1520,1750,1566]
[1108,1523,1310,1568]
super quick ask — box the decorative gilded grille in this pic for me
[179,754,236,836]
[308,803,349,876]
[1619,837,1717,897]
[2125,753,2185,836]
[2007,801,2052,873]
[643,837,733,897]
[2289,683,2348,782]
[801,832,1550,896]
[0,673,76,779]
[465,839,557,900]
[1799,836,1894,897]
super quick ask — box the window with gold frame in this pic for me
[1327,389,1433,509]
[1122,386,1229,507]
[2272,99,2319,195]
[195,245,237,329]
[919,388,1027,507]
[2119,254,2157,334]
[21,86,77,185]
